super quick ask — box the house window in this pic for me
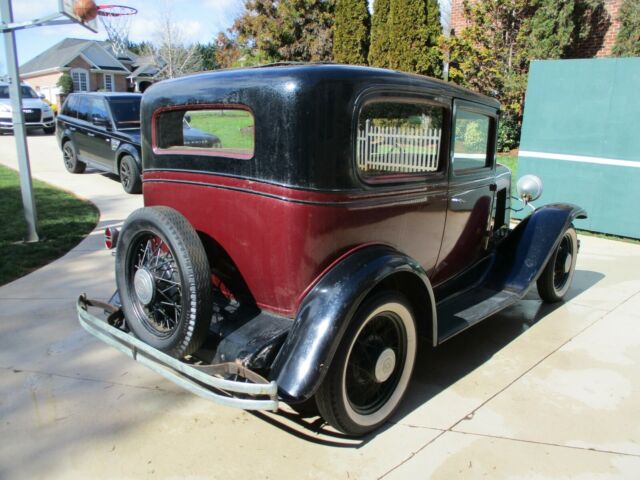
[356,100,444,177]
[70,68,89,92]
[104,74,114,92]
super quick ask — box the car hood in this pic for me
[0,97,49,109]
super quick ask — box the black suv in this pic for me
[57,92,220,194]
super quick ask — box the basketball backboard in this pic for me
[58,0,99,33]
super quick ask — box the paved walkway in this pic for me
[1,133,639,479]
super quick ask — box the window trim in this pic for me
[352,90,450,186]
[450,100,498,178]
[104,73,114,92]
[151,103,255,160]
[70,68,89,92]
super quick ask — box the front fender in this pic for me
[489,203,587,294]
[271,245,435,403]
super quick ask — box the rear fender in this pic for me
[489,203,587,294]
[270,245,435,403]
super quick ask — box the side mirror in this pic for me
[516,174,543,203]
[92,114,109,129]
[39,94,46,100]
[184,114,191,123]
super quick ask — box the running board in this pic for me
[437,288,520,343]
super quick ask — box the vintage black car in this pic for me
[57,92,221,193]
[77,64,586,436]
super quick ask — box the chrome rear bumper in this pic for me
[77,295,279,411]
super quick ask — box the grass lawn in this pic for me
[188,110,254,150]
[0,165,99,286]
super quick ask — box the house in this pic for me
[19,38,161,106]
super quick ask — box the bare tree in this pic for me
[145,7,203,79]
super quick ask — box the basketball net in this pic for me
[98,5,137,57]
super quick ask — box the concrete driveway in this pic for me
[1,132,639,479]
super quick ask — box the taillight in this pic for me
[105,227,120,249]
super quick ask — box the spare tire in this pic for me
[115,206,212,358]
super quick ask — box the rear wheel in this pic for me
[537,227,578,302]
[119,155,142,194]
[316,291,417,436]
[115,207,212,358]
[62,141,85,173]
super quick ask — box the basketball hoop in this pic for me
[97,4,138,57]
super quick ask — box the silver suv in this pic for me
[0,83,55,134]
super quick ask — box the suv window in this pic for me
[155,107,254,159]
[90,97,110,124]
[109,98,141,129]
[356,100,444,178]
[62,95,79,117]
[76,96,91,122]
[453,109,491,172]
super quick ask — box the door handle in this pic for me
[87,132,95,137]
[69,127,76,131]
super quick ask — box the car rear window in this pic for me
[154,107,255,159]
[356,100,444,178]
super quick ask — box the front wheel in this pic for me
[316,291,417,436]
[537,226,578,302]
[115,207,212,358]
[119,155,142,194]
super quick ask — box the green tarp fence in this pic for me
[516,58,640,239]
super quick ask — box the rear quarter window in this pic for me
[356,100,444,179]
[154,107,254,159]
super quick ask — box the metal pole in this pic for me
[1,0,39,242]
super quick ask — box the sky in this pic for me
[2,0,245,70]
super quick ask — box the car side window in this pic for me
[90,97,109,123]
[356,100,444,178]
[62,96,78,118]
[453,109,491,172]
[154,107,254,159]
[76,96,90,122]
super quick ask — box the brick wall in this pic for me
[450,0,622,57]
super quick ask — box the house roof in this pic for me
[20,38,138,76]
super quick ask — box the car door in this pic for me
[78,97,114,169]
[432,100,498,285]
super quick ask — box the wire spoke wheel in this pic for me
[116,207,212,358]
[128,233,183,337]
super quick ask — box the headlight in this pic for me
[43,105,52,112]
[0,104,12,113]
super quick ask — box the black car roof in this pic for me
[142,63,500,191]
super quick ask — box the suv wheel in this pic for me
[119,155,142,194]
[316,291,417,436]
[116,207,212,358]
[62,141,86,173]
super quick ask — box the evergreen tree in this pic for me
[613,0,640,56]
[232,0,335,62]
[368,0,391,67]
[333,0,371,64]
[387,0,442,76]
[446,0,605,151]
